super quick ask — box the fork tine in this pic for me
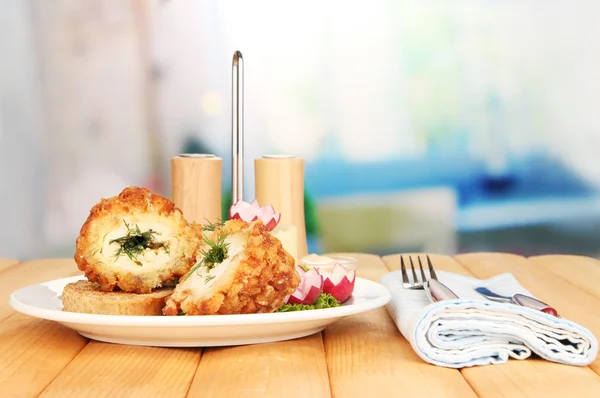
[418,256,427,281]
[400,256,409,284]
[427,255,438,280]
[409,256,419,284]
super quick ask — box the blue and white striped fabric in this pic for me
[380,270,598,368]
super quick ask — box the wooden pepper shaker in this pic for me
[255,155,308,260]
[171,154,222,224]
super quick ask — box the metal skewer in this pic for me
[232,51,244,203]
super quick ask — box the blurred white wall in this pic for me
[0,0,45,260]
[2,0,600,259]
[33,1,151,246]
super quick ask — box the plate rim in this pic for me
[9,276,391,327]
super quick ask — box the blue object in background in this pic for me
[306,152,600,233]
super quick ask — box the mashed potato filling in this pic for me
[101,221,178,272]
[179,232,246,293]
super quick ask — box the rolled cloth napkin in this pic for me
[380,270,598,368]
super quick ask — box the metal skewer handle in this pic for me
[232,51,244,203]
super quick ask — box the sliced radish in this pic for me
[229,199,281,231]
[286,266,323,305]
[264,213,280,231]
[320,263,356,303]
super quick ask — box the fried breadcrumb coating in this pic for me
[74,187,200,293]
[163,219,300,315]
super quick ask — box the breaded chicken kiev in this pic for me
[163,219,300,315]
[75,187,201,294]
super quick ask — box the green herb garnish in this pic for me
[109,220,170,266]
[202,233,228,270]
[202,218,225,232]
[204,275,216,284]
[178,310,186,316]
[275,293,340,312]
[184,231,230,280]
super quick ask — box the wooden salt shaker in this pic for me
[171,154,222,224]
[255,155,308,260]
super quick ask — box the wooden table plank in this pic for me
[383,253,473,276]
[185,254,369,398]
[0,259,89,398]
[0,314,88,398]
[528,255,600,303]
[4,259,201,398]
[0,258,20,273]
[3,253,599,397]
[188,333,330,398]
[325,254,477,398]
[453,253,600,396]
[0,258,82,322]
[39,342,201,398]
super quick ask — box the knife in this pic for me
[424,279,459,302]
[475,287,560,317]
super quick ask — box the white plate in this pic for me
[9,276,391,347]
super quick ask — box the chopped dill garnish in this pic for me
[204,275,216,284]
[184,231,230,280]
[202,218,224,232]
[178,310,186,316]
[202,233,228,270]
[110,220,170,266]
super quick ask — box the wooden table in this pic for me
[1,253,600,398]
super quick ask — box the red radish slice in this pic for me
[229,200,258,220]
[321,263,356,303]
[286,267,323,305]
[264,213,281,231]
[229,199,281,231]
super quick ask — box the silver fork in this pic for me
[400,255,438,289]
[401,255,458,302]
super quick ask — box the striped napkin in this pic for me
[380,270,598,368]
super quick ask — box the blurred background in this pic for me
[2,0,600,261]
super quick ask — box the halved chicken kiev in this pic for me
[74,187,201,294]
[163,219,300,315]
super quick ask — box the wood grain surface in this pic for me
[255,157,308,258]
[0,258,82,321]
[0,258,19,273]
[325,254,477,398]
[171,155,223,225]
[189,333,330,398]
[0,315,88,398]
[1,253,600,398]
[0,259,87,397]
[39,343,201,398]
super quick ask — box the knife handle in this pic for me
[513,294,560,318]
[540,307,559,317]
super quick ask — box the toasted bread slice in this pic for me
[62,280,173,316]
